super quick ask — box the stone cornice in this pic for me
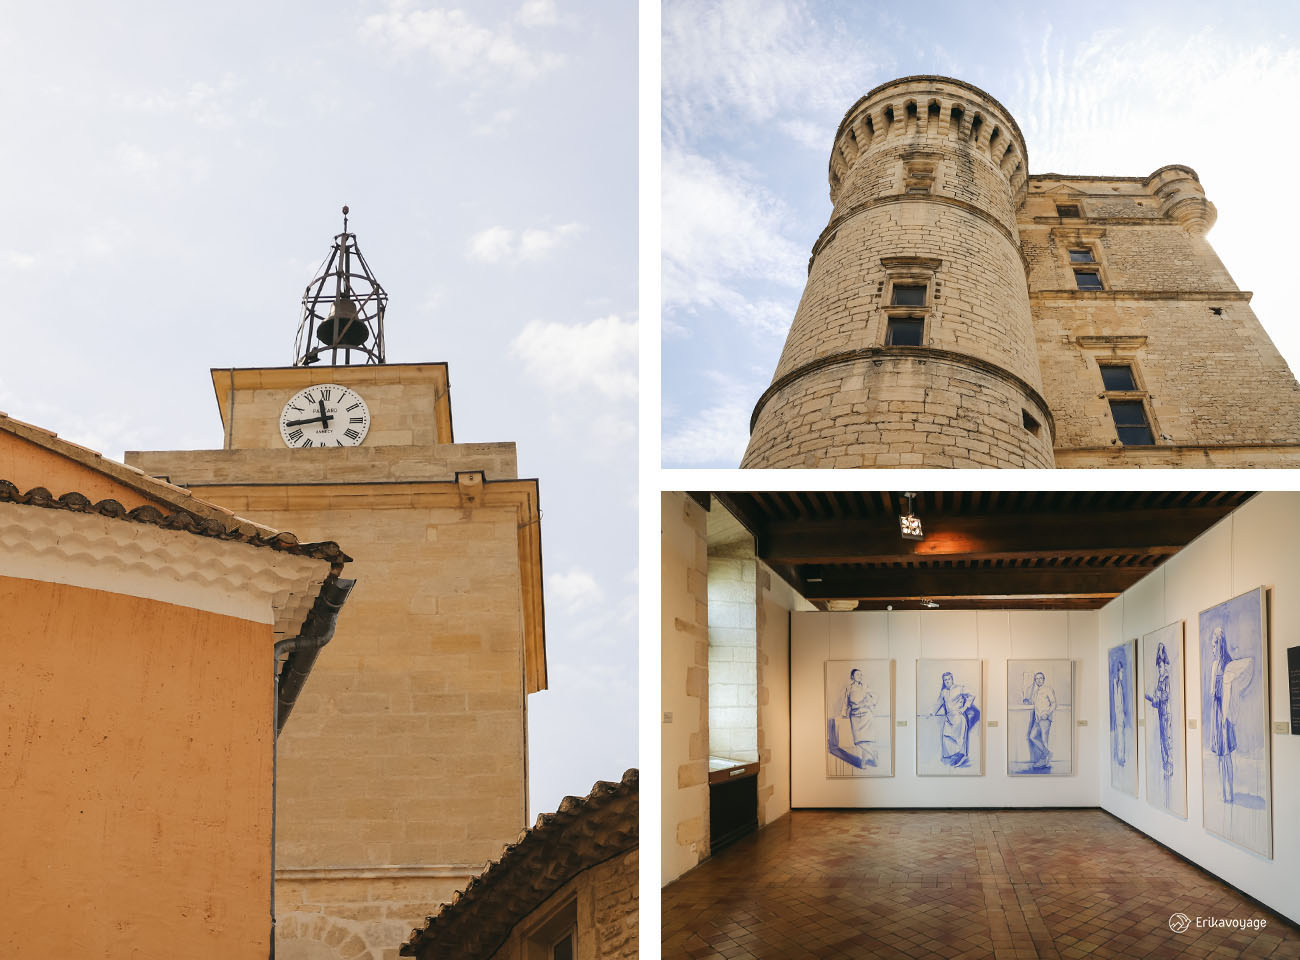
[1031,290,1252,302]
[750,346,1056,443]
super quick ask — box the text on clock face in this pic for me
[279,383,371,448]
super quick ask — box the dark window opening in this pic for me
[1056,203,1081,217]
[891,284,927,306]
[886,318,924,346]
[1068,248,1095,262]
[1109,400,1154,445]
[1074,270,1103,290]
[1022,409,1041,436]
[552,933,574,960]
[1099,364,1138,391]
[1210,306,1223,316]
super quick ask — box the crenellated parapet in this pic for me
[828,76,1030,210]
[1147,164,1217,234]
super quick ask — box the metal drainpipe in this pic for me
[269,576,357,960]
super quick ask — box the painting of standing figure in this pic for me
[825,659,893,777]
[916,660,982,776]
[1141,621,1186,818]
[1007,660,1073,775]
[1108,640,1138,797]
[1199,588,1272,858]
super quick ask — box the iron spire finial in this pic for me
[342,204,349,233]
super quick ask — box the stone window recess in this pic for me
[1068,248,1095,263]
[879,255,942,347]
[1056,203,1081,218]
[1075,270,1104,291]
[886,317,925,346]
[1051,226,1108,292]
[526,898,577,960]
[1097,361,1158,446]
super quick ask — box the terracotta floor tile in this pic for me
[662,810,1298,959]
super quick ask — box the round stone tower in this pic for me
[742,76,1055,468]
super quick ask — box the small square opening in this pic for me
[1068,248,1095,263]
[885,317,924,346]
[1021,409,1041,436]
[1074,270,1103,291]
[890,284,927,306]
[1099,364,1137,391]
[1056,203,1081,217]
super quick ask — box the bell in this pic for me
[316,295,369,347]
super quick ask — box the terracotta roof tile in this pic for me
[401,768,638,959]
[0,480,349,563]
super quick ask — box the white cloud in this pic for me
[547,568,604,613]
[516,0,557,27]
[661,371,755,467]
[662,147,802,335]
[361,0,563,80]
[663,0,883,146]
[511,314,637,402]
[2,252,37,271]
[468,222,582,263]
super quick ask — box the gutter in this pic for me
[269,574,357,959]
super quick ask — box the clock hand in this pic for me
[318,399,333,425]
[284,415,326,427]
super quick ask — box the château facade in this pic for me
[741,75,1300,469]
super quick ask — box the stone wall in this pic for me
[660,492,710,884]
[707,543,758,763]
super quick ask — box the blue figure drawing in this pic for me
[1022,671,1055,772]
[1206,625,1255,805]
[1145,641,1175,808]
[1108,646,1130,768]
[827,668,879,769]
[933,671,979,767]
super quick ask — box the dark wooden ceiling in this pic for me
[710,491,1253,611]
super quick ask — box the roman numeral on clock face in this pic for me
[345,428,360,440]
[301,438,313,448]
[321,388,332,400]
[304,391,315,403]
[287,429,303,442]
[346,402,360,411]
[350,417,365,424]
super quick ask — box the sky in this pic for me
[661,0,1300,467]
[0,0,636,819]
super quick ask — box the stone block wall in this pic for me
[707,545,758,763]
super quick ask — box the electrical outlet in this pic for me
[1188,718,1198,729]
[1077,719,1088,727]
[987,720,999,727]
[896,719,908,726]
[1273,721,1291,735]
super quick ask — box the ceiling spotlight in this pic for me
[899,491,924,540]
[921,599,940,609]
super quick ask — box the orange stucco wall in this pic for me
[0,430,169,509]
[0,576,275,958]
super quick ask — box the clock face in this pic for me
[279,384,371,448]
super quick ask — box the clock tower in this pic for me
[126,210,546,960]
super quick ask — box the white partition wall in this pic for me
[790,609,1100,808]
[1098,491,1300,925]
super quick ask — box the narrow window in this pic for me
[890,284,927,306]
[886,317,924,346]
[552,932,574,960]
[1068,248,1095,262]
[1074,270,1103,291]
[1099,364,1137,391]
[1056,203,1080,217]
[1109,400,1154,445]
[1022,409,1041,436]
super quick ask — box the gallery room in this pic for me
[660,491,1299,958]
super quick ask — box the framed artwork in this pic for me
[1199,587,1272,858]
[824,659,893,777]
[1108,639,1139,797]
[915,659,982,776]
[1007,659,1073,775]
[1141,621,1187,818]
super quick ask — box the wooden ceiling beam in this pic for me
[800,565,1144,600]
[760,507,1232,565]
